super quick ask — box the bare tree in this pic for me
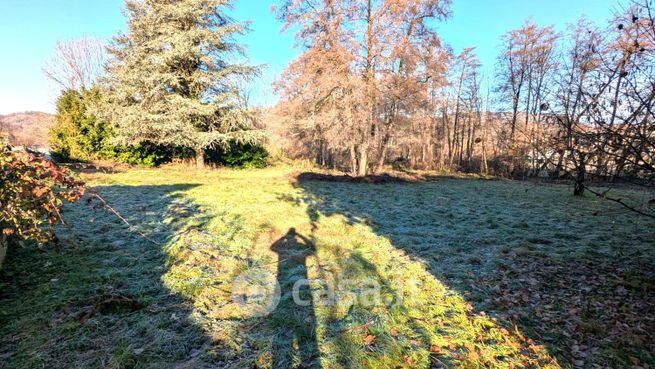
[43,37,107,91]
[543,4,654,205]
[276,0,450,176]
[275,0,360,172]
[595,2,655,183]
[496,21,558,176]
[496,21,557,167]
[446,48,481,168]
[271,0,653,199]
[545,18,606,195]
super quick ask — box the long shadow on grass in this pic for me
[269,228,321,368]
[265,228,450,368]
[291,175,655,367]
[0,184,214,368]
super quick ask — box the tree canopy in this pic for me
[100,0,262,168]
[276,0,451,176]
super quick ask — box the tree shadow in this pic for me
[269,228,321,368]
[2,176,652,368]
[290,176,655,367]
[264,228,443,368]
[0,184,214,368]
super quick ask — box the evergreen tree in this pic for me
[101,0,261,168]
[50,88,114,161]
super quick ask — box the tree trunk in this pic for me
[358,145,368,177]
[195,147,205,170]
[350,145,358,176]
[468,115,477,166]
[481,113,489,175]
[376,124,393,173]
[451,71,465,166]
[510,94,520,141]
[460,114,469,165]
[481,144,488,175]
[445,113,452,167]
[574,152,586,196]
[377,139,390,173]
[0,233,7,270]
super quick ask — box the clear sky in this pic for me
[0,0,621,114]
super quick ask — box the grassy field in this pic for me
[0,166,653,369]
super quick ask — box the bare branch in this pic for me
[43,37,107,91]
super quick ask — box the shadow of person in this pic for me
[269,228,321,369]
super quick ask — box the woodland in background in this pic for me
[36,0,655,203]
[269,0,655,196]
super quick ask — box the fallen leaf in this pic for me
[529,344,542,354]
[410,339,422,347]
[32,187,49,198]
[429,345,443,354]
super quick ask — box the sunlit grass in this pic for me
[1,165,652,368]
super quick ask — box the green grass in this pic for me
[1,166,653,368]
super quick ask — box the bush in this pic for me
[0,145,85,244]
[49,89,268,168]
[113,144,187,167]
[49,88,186,167]
[205,143,268,168]
[50,88,114,162]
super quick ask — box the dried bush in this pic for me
[0,145,85,244]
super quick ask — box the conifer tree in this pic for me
[101,0,261,168]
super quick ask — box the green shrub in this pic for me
[205,143,268,168]
[114,144,192,167]
[49,88,113,162]
[49,89,189,167]
[49,89,267,168]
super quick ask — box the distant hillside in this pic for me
[0,112,54,148]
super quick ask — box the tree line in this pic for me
[271,0,655,195]
[40,0,654,197]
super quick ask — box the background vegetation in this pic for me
[270,0,655,201]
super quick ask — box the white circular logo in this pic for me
[231,268,281,318]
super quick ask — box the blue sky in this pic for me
[0,0,620,114]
